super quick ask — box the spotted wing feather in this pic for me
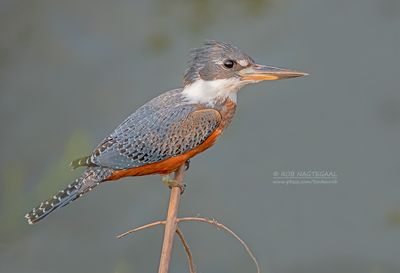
[88,89,221,170]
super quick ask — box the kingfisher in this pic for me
[25,41,307,224]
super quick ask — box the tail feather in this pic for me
[70,155,95,169]
[25,167,112,224]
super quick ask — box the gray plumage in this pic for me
[88,89,222,169]
[27,88,228,224]
[184,40,255,85]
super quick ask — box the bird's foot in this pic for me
[161,175,186,194]
[184,159,190,171]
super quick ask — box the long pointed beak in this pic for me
[239,64,308,81]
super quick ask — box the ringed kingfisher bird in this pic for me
[25,41,307,224]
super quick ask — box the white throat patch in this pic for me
[182,78,245,105]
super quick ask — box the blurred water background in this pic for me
[1,0,400,272]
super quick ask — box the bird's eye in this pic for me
[223,59,235,69]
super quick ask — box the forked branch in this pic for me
[117,216,260,273]
[117,222,196,273]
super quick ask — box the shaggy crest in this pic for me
[183,41,254,85]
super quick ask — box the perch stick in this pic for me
[157,165,185,273]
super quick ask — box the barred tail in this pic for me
[25,167,112,224]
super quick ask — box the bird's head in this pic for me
[182,41,307,105]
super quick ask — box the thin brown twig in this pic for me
[116,220,196,273]
[116,220,165,239]
[157,165,185,273]
[117,216,260,273]
[117,218,196,273]
[176,227,196,273]
[178,217,260,273]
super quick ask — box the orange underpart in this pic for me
[106,128,222,180]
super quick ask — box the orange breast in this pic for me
[107,128,222,180]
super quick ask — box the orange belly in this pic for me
[106,128,222,180]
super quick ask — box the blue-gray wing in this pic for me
[87,89,221,169]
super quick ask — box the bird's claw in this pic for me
[162,176,186,194]
[178,183,187,195]
[184,160,190,171]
